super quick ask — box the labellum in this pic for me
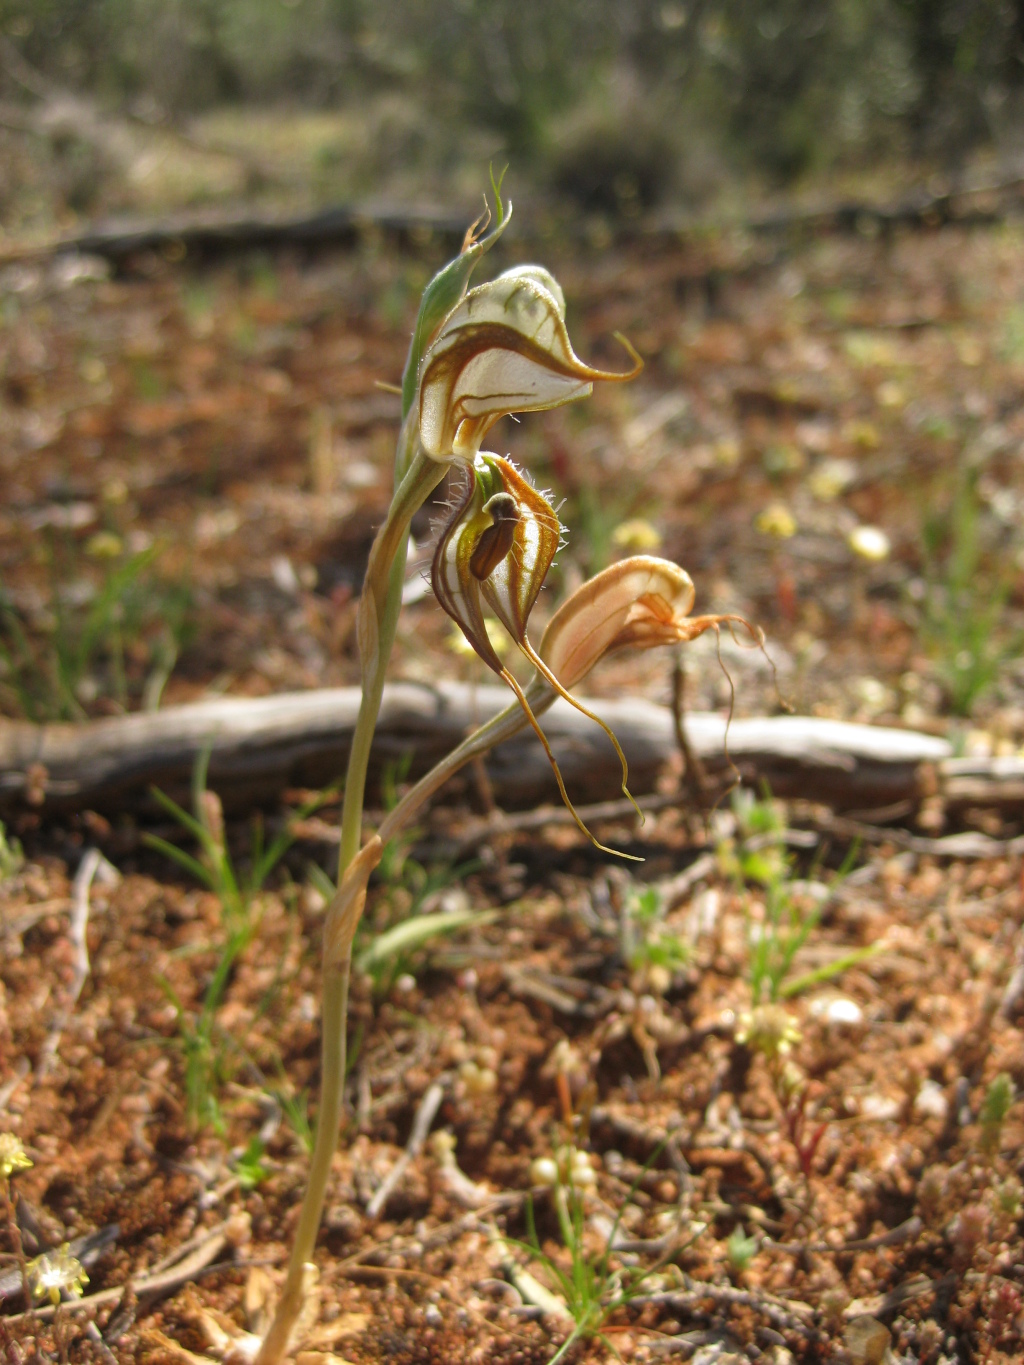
[431,454,641,857]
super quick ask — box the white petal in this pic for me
[454,350,592,417]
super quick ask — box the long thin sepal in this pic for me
[499,667,643,863]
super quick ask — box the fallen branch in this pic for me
[2,172,1023,270]
[0,202,471,270]
[636,1280,816,1335]
[765,1214,922,1255]
[803,808,1024,860]
[0,682,956,820]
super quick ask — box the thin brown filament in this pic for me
[689,612,791,715]
[610,331,645,381]
[713,624,739,782]
[499,667,643,863]
[515,636,645,825]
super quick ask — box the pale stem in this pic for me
[376,676,554,847]
[0,1178,31,1307]
[256,429,443,1364]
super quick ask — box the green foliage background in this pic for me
[3,0,1023,201]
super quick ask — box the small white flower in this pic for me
[29,1245,88,1305]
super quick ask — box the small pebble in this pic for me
[914,1079,949,1120]
[859,1093,901,1121]
[845,1315,890,1365]
[809,997,864,1027]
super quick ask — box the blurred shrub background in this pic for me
[2,0,1024,227]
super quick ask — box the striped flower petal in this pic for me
[419,267,641,460]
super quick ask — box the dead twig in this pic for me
[82,1320,118,1364]
[844,1272,957,1320]
[448,789,681,856]
[636,1279,816,1335]
[2,1220,233,1324]
[765,1214,922,1255]
[654,853,719,914]
[365,1077,447,1219]
[36,849,119,1080]
[805,809,1024,859]
[504,967,617,1018]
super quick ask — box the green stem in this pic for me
[256,433,443,1365]
[337,445,446,872]
[253,957,350,1363]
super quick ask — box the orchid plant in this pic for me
[256,190,756,1361]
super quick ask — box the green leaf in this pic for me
[148,784,211,848]
[142,832,215,889]
[74,544,161,680]
[779,943,883,999]
[232,1137,270,1190]
[355,908,494,974]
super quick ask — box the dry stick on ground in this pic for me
[637,1282,816,1336]
[804,808,1024,859]
[444,790,678,857]
[0,683,963,820]
[35,849,119,1081]
[2,1219,235,1325]
[365,1077,447,1219]
[81,1320,118,1365]
[765,1214,923,1255]
[2,141,1023,267]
